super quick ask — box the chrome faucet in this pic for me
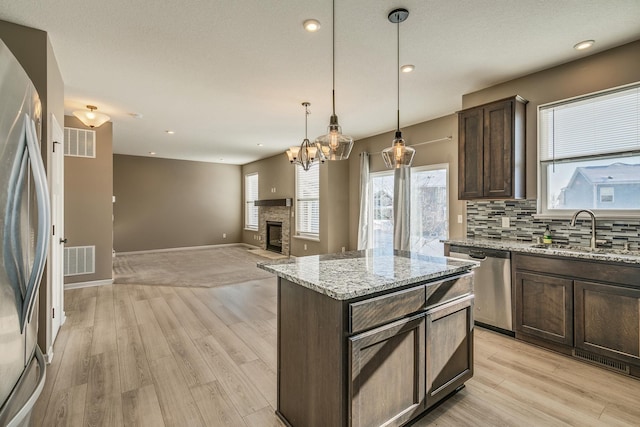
[569,209,598,250]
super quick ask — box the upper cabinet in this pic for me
[458,96,527,200]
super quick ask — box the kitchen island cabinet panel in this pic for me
[426,295,474,408]
[277,279,346,427]
[349,314,425,427]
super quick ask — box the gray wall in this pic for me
[0,20,64,354]
[64,116,113,285]
[113,155,242,252]
[241,154,350,256]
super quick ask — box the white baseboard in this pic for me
[65,278,113,290]
[115,242,252,256]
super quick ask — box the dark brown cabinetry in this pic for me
[574,280,640,364]
[277,273,474,427]
[514,271,573,346]
[513,253,640,377]
[458,96,527,200]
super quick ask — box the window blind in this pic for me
[296,164,319,235]
[245,173,259,229]
[539,84,640,162]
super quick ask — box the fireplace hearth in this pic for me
[266,221,283,253]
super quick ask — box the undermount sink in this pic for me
[529,243,638,256]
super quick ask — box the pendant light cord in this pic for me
[396,17,400,133]
[332,0,336,116]
[305,104,309,139]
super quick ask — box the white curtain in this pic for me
[393,166,411,251]
[357,152,370,250]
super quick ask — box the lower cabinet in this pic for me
[425,295,474,408]
[349,314,425,427]
[514,271,573,346]
[574,280,640,364]
[513,253,640,377]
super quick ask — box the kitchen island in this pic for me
[258,249,478,427]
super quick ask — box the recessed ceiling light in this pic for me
[573,40,595,51]
[129,112,143,119]
[149,151,156,155]
[165,130,175,134]
[401,64,415,73]
[303,19,321,32]
[257,143,264,147]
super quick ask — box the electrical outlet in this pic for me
[501,217,510,228]
[304,244,307,250]
[457,215,463,224]
[342,246,346,253]
[223,233,226,238]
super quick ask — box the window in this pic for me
[370,172,394,249]
[539,83,640,215]
[410,166,448,254]
[245,173,258,230]
[295,165,319,236]
[369,165,449,255]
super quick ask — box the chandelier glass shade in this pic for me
[72,105,110,128]
[315,0,353,161]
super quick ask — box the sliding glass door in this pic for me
[369,165,448,255]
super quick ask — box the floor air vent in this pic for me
[64,246,96,276]
[572,348,629,374]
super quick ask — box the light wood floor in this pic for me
[33,278,640,426]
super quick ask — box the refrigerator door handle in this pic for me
[20,114,51,332]
[3,118,28,321]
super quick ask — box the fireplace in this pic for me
[266,221,283,253]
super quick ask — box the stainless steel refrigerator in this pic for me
[0,38,50,427]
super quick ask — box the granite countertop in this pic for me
[257,249,479,300]
[443,238,640,265]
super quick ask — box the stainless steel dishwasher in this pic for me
[448,245,513,335]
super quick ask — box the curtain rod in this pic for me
[365,135,452,155]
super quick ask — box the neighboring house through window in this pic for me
[245,173,258,230]
[295,164,319,237]
[539,83,640,215]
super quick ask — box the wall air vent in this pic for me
[572,348,629,374]
[64,246,96,276]
[64,127,96,158]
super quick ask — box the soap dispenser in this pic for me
[543,225,552,244]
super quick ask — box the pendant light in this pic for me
[382,8,415,169]
[72,105,110,128]
[286,102,318,171]
[315,0,353,161]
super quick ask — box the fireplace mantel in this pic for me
[254,198,292,207]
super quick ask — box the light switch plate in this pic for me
[502,217,510,228]
[457,215,463,224]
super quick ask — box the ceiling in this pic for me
[2,1,640,165]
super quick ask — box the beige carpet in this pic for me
[113,246,277,288]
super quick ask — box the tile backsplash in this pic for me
[466,199,640,250]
